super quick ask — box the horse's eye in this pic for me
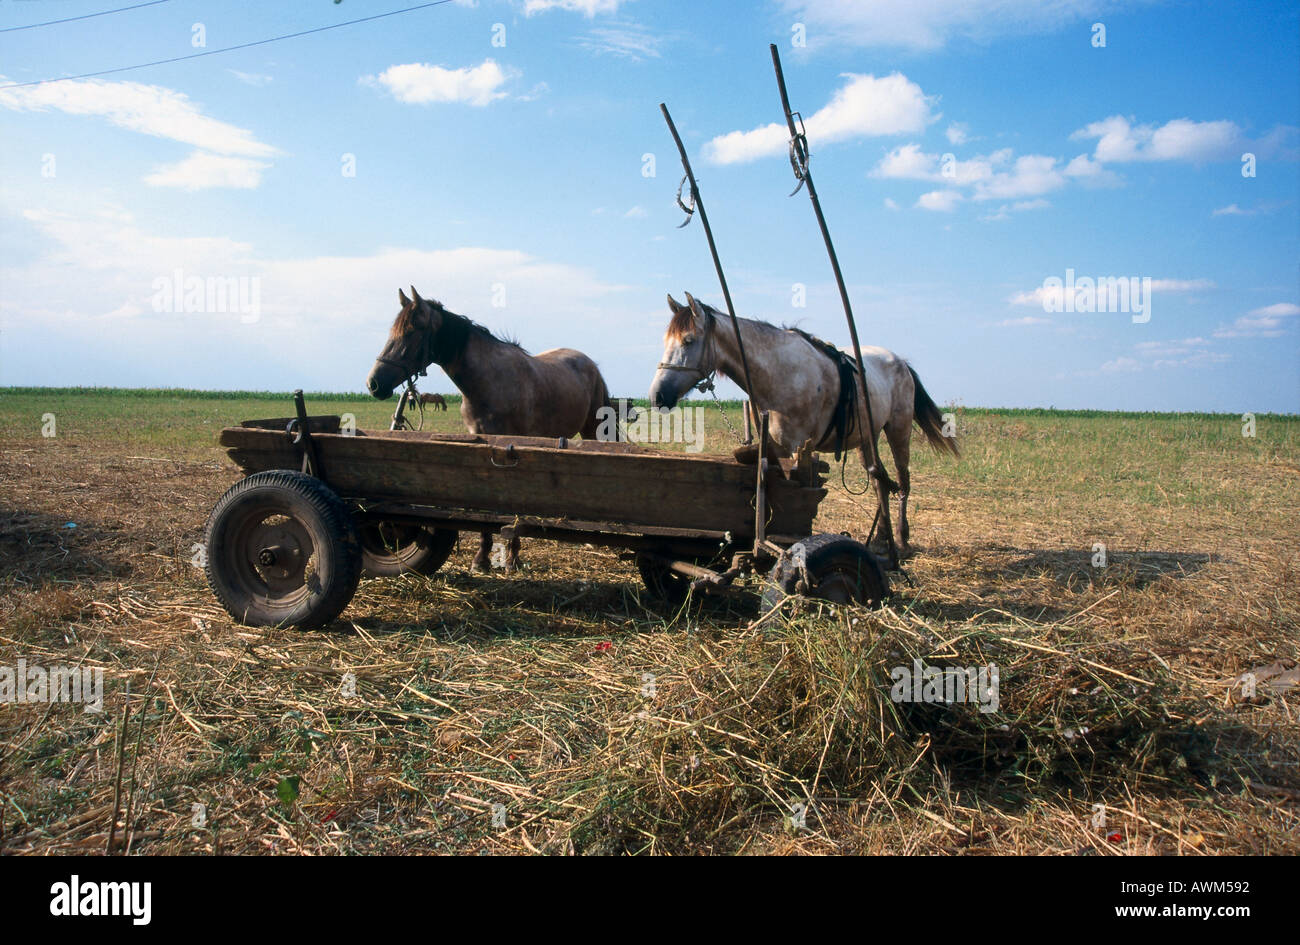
[682,334,695,344]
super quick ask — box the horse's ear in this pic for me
[685,292,706,322]
[409,285,423,305]
[666,293,684,314]
[398,287,411,308]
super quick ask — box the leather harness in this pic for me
[791,328,858,462]
[657,313,859,462]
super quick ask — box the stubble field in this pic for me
[1,388,1296,855]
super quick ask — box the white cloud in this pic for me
[623,205,647,218]
[1,203,634,390]
[516,81,550,102]
[873,145,1076,201]
[1134,337,1209,358]
[1062,152,1121,185]
[1150,278,1215,292]
[945,123,969,145]
[1213,317,1284,339]
[0,78,278,157]
[883,197,900,211]
[872,143,942,180]
[144,151,271,190]
[775,0,1135,49]
[1010,278,1214,308]
[1130,337,1228,369]
[974,154,1064,200]
[1211,201,1286,217]
[874,144,1009,185]
[997,315,1050,327]
[578,24,662,60]
[704,72,935,165]
[228,70,273,87]
[1072,115,1242,163]
[525,0,624,15]
[362,59,518,106]
[1213,302,1300,338]
[1250,302,1300,317]
[915,190,962,212]
[1100,338,1229,372]
[1100,356,1141,373]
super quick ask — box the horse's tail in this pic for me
[909,365,959,457]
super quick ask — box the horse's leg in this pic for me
[473,531,492,571]
[884,420,912,555]
[505,533,521,572]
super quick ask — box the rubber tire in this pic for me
[761,533,888,614]
[360,523,457,577]
[636,552,691,607]
[204,470,363,629]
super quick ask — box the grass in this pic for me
[0,388,1296,854]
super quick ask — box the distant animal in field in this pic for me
[367,285,613,571]
[609,397,639,424]
[649,292,958,556]
[418,392,448,411]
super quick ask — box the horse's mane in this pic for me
[665,303,696,342]
[392,299,526,364]
[786,326,853,367]
[672,300,849,363]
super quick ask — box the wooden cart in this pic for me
[203,394,887,628]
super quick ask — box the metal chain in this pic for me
[695,375,743,444]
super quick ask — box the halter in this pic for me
[375,313,436,386]
[656,309,718,392]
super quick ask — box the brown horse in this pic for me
[367,286,612,570]
[649,293,957,556]
[418,392,448,410]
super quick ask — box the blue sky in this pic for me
[1,0,1296,411]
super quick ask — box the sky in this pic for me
[1,0,1297,412]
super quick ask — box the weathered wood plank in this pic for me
[220,426,824,537]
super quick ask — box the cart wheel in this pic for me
[360,522,457,577]
[635,552,691,607]
[761,533,888,614]
[204,470,362,629]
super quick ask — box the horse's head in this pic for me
[649,292,716,410]
[366,286,445,399]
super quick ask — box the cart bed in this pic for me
[220,417,826,545]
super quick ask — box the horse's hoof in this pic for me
[472,557,491,572]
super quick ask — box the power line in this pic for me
[0,0,455,89]
[0,0,175,34]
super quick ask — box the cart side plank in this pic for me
[220,426,824,538]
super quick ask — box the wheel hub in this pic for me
[247,519,313,592]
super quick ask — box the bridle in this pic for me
[656,310,718,393]
[375,311,437,386]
